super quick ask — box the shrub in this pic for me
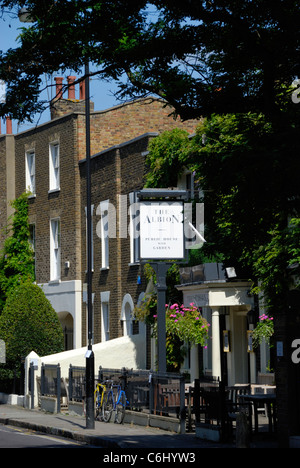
[0,282,64,371]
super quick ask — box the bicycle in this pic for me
[94,380,112,421]
[102,381,129,424]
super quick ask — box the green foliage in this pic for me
[252,218,300,313]
[134,292,157,326]
[0,282,64,371]
[190,114,300,310]
[144,128,190,188]
[2,1,300,122]
[0,193,35,310]
[143,114,300,318]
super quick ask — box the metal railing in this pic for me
[40,363,62,412]
[39,364,186,427]
[97,367,185,421]
[68,365,85,401]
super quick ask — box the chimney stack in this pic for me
[6,116,12,134]
[54,76,64,99]
[51,75,93,120]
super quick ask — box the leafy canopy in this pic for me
[1,1,300,122]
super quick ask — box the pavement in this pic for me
[0,403,278,449]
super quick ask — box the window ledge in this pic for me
[48,188,60,194]
[49,279,61,285]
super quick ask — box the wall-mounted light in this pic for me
[18,7,33,23]
[247,308,258,326]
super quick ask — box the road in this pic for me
[0,424,93,448]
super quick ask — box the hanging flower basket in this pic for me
[153,302,210,348]
[252,313,274,348]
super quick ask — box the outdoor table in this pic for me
[240,393,276,433]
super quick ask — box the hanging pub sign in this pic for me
[139,201,185,260]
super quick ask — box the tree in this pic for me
[144,116,300,316]
[144,127,191,188]
[0,282,64,373]
[1,1,300,123]
[0,192,35,311]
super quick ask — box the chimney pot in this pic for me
[67,76,76,99]
[6,116,12,134]
[55,76,64,99]
[79,79,85,100]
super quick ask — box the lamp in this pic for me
[18,7,95,430]
[247,308,258,326]
[225,267,237,279]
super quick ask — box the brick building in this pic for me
[0,76,198,354]
[1,77,299,445]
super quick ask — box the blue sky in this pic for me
[0,13,120,133]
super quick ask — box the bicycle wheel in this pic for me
[115,391,126,424]
[102,391,113,422]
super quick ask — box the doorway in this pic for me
[226,308,249,385]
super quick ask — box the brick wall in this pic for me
[76,97,199,160]
[80,134,152,345]
[7,96,199,348]
[14,114,82,284]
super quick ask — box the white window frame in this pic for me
[85,204,94,271]
[129,192,140,264]
[100,291,110,342]
[98,200,110,269]
[121,294,135,337]
[49,142,60,191]
[50,218,61,281]
[25,149,35,195]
